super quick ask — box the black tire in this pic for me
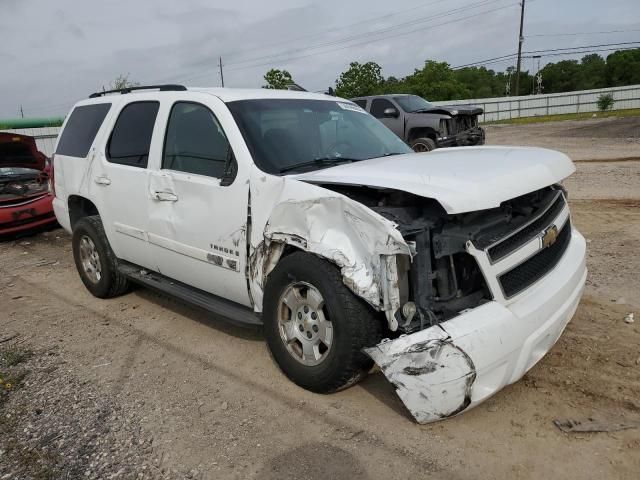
[410,137,437,152]
[72,215,130,299]
[263,251,383,393]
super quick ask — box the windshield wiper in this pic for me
[279,157,356,174]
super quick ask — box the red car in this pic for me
[0,132,57,236]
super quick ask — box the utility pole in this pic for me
[514,0,526,97]
[532,55,541,94]
[20,105,24,118]
[219,57,225,87]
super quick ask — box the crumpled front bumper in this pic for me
[365,228,587,424]
[436,127,485,148]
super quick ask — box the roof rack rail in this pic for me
[89,84,187,98]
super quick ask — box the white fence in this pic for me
[432,84,640,123]
[0,126,60,157]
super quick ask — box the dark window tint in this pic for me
[352,99,367,109]
[56,103,111,157]
[163,102,232,178]
[370,98,395,118]
[107,102,159,168]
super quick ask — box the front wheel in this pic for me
[263,252,383,393]
[410,137,437,152]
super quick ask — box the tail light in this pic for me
[48,155,56,196]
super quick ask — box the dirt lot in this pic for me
[487,115,640,161]
[1,116,640,479]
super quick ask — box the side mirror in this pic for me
[383,107,399,118]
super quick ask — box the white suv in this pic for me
[53,85,587,423]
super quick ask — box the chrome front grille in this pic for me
[486,192,566,263]
[497,219,572,298]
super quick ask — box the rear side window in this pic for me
[352,99,367,109]
[107,102,159,168]
[370,99,395,118]
[55,103,111,157]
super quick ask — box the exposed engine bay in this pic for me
[0,169,50,204]
[319,183,568,333]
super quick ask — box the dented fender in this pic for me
[247,168,411,327]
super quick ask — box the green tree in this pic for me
[453,67,503,98]
[403,60,470,101]
[576,54,607,90]
[109,73,140,90]
[606,49,640,86]
[539,60,581,93]
[263,69,294,89]
[335,61,384,98]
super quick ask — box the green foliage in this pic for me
[606,49,640,86]
[109,73,140,90]
[325,48,640,102]
[402,60,471,100]
[335,61,384,98]
[263,69,294,89]
[597,93,615,111]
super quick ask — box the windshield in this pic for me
[394,95,434,113]
[227,99,412,174]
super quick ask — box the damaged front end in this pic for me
[324,183,585,424]
[249,168,586,424]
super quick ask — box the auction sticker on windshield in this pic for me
[336,102,366,113]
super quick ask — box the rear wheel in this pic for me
[72,215,130,298]
[263,252,383,393]
[411,137,437,152]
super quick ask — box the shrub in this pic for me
[597,93,615,112]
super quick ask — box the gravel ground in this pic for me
[487,116,640,161]
[0,343,183,479]
[1,116,639,479]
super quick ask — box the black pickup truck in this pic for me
[351,94,485,152]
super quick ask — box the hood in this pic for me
[294,146,575,214]
[420,105,483,116]
[0,133,46,170]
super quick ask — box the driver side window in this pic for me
[163,102,233,179]
[370,99,395,119]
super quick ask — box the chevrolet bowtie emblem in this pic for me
[542,225,559,248]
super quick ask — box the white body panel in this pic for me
[294,146,575,214]
[144,93,250,306]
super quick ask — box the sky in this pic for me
[1,0,639,118]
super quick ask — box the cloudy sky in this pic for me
[1,0,638,118]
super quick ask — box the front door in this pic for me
[370,98,403,138]
[146,97,251,307]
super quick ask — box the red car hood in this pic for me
[0,132,47,170]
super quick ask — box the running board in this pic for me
[117,262,261,327]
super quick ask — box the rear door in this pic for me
[146,95,251,306]
[91,100,161,269]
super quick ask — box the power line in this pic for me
[219,0,447,62]
[454,40,640,69]
[224,0,509,68]
[148,1,518,86]
[148,0,459,84]
[223,3,518,73]
[528,28,640,37]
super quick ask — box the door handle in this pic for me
[153,191,178,202]
[94,176,111,186]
